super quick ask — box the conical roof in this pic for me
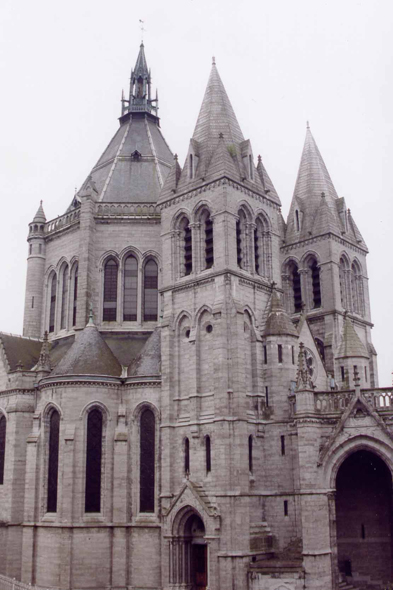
[128,328,161,376]
[133,42,149,78]
[286,126,341,242]
[193,62,244,148]
[52,320,122,377]
[335,315,369,359]
[32,201,46,223]
[264,290,298,337]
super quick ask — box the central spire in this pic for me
[122,43,158,118]
[192,61,244,147]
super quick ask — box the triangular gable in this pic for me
[318,390,393,466]
[297,317,328,390]
[163,478,219,520]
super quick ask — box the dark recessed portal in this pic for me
[335,450,393,582]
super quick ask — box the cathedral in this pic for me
[0,43,392,590]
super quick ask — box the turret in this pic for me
[335,313,370,389]
[23,201,46,338]
[121,43,158,118]
[262,288,299,419]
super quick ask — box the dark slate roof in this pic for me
[77,113,173,204]
[264,291,298,337]
[0,333,42,372]
[128,328,161,376]
[103,332,150,367]
[335,316,369,359]
[285,126,366,247]
[52,323,122,377]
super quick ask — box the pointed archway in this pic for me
[169,506,208,589]
[335,450,393,584]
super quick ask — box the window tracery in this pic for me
[103,258,118,321]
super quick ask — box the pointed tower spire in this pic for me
[125,42,157,117]
[32,200,46,224]
[285,127,342,242]
[336,314,369,360]
[296,342,314,390]
[264,287,298,337]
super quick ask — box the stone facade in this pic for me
[0,44,392,590]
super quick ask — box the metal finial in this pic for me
[258,155,262,163]
[306,120,310,129]
[139,19,145,42]
[174,153,178,161]
[212,56,216,65]
[40,200,43,206]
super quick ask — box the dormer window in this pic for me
[295,210,300,232]
[132,150,142,161]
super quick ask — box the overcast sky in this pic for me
[0,0,392,385]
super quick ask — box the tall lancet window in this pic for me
[49,273,57,333]
[140,409,155,513]
[60,265,69,330]
[184,220,192,275]
[237,210,247,269]
[72,264,78,327]
[254,215,272,278]
[47,410,60,512]
[85,409,103,513]
[0,414,6,485]
[202,210,214,269]
[123,255,138,321]
[103,258,118,321]
[308,258,321,309]
[287,262,302,313]
[144,260,158,321]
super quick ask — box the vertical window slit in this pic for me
[47,410,60,512]
[206,435,211,474]
[85,409,103,513]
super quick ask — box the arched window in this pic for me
[203,211,214,269]
[351,261,364,316]
[0,415,6,485]
[60,265,69,330]
[140,409,155,512]
[183,220,192,275]
[85,409,103,513]
[248,435,253,474]
[47,410,60,512]
[123,255,138,321]
[237,209,247,269]
[184,437,190,474]
[287,262,302,313]
[103,258,118,321]
[339,256,349,310]
[205,435,211,474]
[307,258,321,309]
[144,260,158,321]
[72,264,78,327]
[49,273,57,333]
[254,215,271,278]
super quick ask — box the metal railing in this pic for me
[0,574,57,590]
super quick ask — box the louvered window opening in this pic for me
[0,415,6,485]
[254,228,259,274]
[60,266,69,330]
[49,274,57,333]
[103,259,118,321]
[311,260,321,308]
[206,435,211,474]
[184,222,192,275]
[248,436,253,474]
[47,411,60,512]
[292,265,302,313]
[140,409,155,513]
[205,216,214,269]
[184,437,190,474]
[85,409,103,513]
[124,256,138,321]
[72,265,78,326]
[144,260,158,321]
[236,220,242,267]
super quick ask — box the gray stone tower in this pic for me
[280,125,377,387]
[23,201,46,338]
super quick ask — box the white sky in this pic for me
[0,0,392,385]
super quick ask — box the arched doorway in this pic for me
[186,514,207,590]
[169,509,207,589]
[335,450,393,583]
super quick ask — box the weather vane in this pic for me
[139,19,145,42]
